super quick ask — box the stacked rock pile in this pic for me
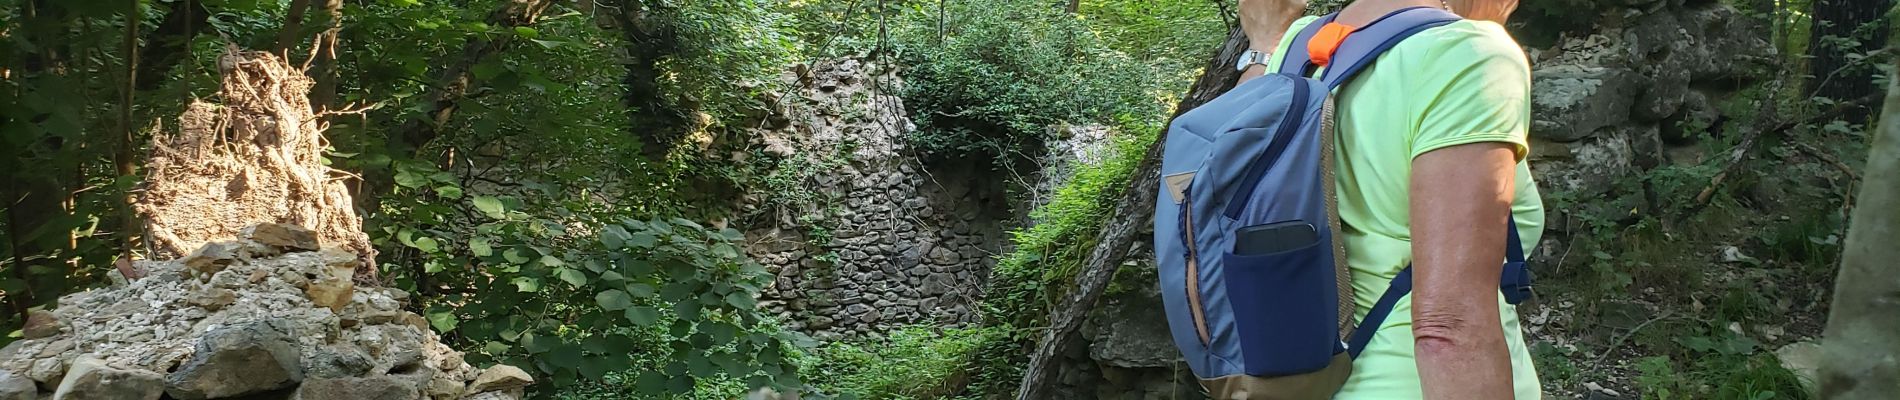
[0,223,530,400]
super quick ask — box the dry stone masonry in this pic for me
[0,224,530,400]
[742,59,1011,340]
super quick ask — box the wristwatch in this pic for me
[1235,49,1271,72]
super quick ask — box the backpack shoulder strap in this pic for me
[1276,7,1461,89]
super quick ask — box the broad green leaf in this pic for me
[470,237,493,257]
[512,277,542,292]
[582,336,611,353]
[599,270,625,282]
[724,292,757,309]
[397,228,417,247]
[596,290,634,311]
[626,283,655,298]
[667,375,695,393]
[674,300,702,321]
[513,26,540,39]
[712,243,739,259]
[600,225,629,249]
[524,333,555,353]
[548,343,582,369]
[413,237,440,252]
[395,169,427,188]
[625,306,659,326]
[669,218,702,230]
[627,233,658,248]
[473,196,506,218]
[634,373,666,393]
[659,283,693,301]
[603,334,637,354]
[556,268,587,287]
[427,312,458,332]
[434,185,464,199]
[482,341,510,355]
[539,255,566,267]
[503,248,532,264]
[685,351,715,378]
[578,356,611,380]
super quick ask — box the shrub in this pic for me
[805,326,1002,399]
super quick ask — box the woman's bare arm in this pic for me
[1236,0,1308,84]
[1410,142,1517,399]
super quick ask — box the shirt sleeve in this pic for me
[1405,23,1532,161]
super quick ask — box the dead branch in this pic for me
[1793,142,1862,180]
[1685,92,1881,215]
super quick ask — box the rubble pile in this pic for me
[0,223,530,400]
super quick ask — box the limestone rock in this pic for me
[304,261,355,311]
[165,319,305,399]
[1086,274,1182,369]
[21,311,60,339]
[26,358,62,387]
[244,223,321,252]
[292,376,421,400]
[1530,65,1638,142]
[1776,340,1822,395]
[461,389,524,400]
[0,369,35,400]
[185,287,237,311]
[305,345,376,379]
[53,357,163,400]
[183,241,242,276]
[464,365,532,394]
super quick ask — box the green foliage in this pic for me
[371,161,806,396]
[1076,0,1226,73]
[987,117,1156,329]
[648,0,803,122]
[892,0,1175,163]
[804,326,1001,399]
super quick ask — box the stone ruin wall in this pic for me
[741,59,1012,340]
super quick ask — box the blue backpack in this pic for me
[1153,7,1534,390]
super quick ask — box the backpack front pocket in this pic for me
[1220,237,1342,377]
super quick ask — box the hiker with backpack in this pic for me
[1155,0,1539,399]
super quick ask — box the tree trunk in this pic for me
[1818,60,1900,400]
[273,0,313,56]
[358,0,554,210]
[308,0,344,111]
[3,0,78,322]
[1808,0,1894,122]
[136,0,209,90]
[1014,26,1252,400]
[609,0,686,160]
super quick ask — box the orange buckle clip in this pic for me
[1307,22,1356,67]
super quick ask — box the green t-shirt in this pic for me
[1267,17,1546,399]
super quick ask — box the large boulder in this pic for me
[1531,65,1639,143]
[52,357,163,400]
[0,369,35,400]
[464,365,532,395]
[1085,266,1183,369]
[292,376,422,400]
[165,319,305,399]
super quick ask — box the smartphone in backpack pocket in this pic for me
[1233,221,1320,256]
